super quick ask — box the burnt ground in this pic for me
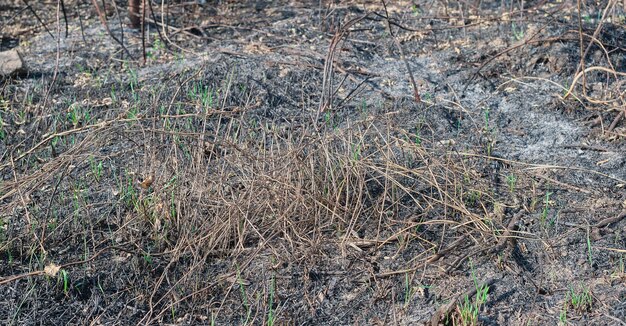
[1,1,625,325]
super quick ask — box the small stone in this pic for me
[0,49,25,77]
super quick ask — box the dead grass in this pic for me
[0,66,511,323]
[1,1,625,324]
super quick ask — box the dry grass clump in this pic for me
[147,114,495,255]
[130,110,498,322]
[0,72,501,323]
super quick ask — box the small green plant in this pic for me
[67,103,91,127]
[568,285,592,312]
[51,135,61,146]
[75,63,87,74]
[404,273,416,308]
[60,269,70,295]
[458,295,479,325]
[84,107,91,123]
[169,191,177,219]
[110,84,117,103]
[127,105,138,121]
[143,253,153,266]
[0,114,5,140]
[506,174,517,193]
[541,191,553,225]
[201,86,214,111]
[456,259,489,326]
[236,265,252,324]
[47,217,58,233]
[465,190,481,206]
[559,306,567,325]
[414,121,423,146]
[89,156,103,182]
[359,99,368,115]
[147,34,165,59]
[483,108,490,131]
[128,66,138,91]
[15,107,26,125]
[0,217,6,244]
[154,36,164,50]
[67,104,80,127]
[324,112,332,127]
[351,143,361,161]
[72,182,85,220]
[586,228,593,266]
[267,271,276,326]
[126,65,140,103]
[119,172,139,208]
[411,4,420,16]
[511,22,525,40]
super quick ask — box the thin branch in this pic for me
[91,0,135,60]
[141,0,147,64]
[21,0,55,39]
[59,0,68,37]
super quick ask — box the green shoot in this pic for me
[236,265,251,324]
[267,271,276,326]
[511,22,525,40]
[559,306,567,325]
[568,285,592,312]
[143,253,153,266]
[586,227,593,266]
[506,174,517,193]
[60,269,69,295]
[456,259,489,325]
[89,156,103,182]
[541,191,553,226]
[0,114,5,140]
[404,272,415,307]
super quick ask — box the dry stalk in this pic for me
[318,14,369,119]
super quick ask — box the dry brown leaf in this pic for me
[244,42,271,54]
[139,175,154,189]
[44,263,61,277]
[226,275,250,286]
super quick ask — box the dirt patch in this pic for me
[1,1,625,325]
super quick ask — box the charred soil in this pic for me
[1,1,625,325]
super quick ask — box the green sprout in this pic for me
[89,156,103,182]
[267,271,276,326]
[511,22,525,40]
[568,285,592,312]
[541,191,553,225]
[60,269,70,295]
[506,174,517,193]
[457,259,489,325]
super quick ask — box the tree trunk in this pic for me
[128,0,141,29]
